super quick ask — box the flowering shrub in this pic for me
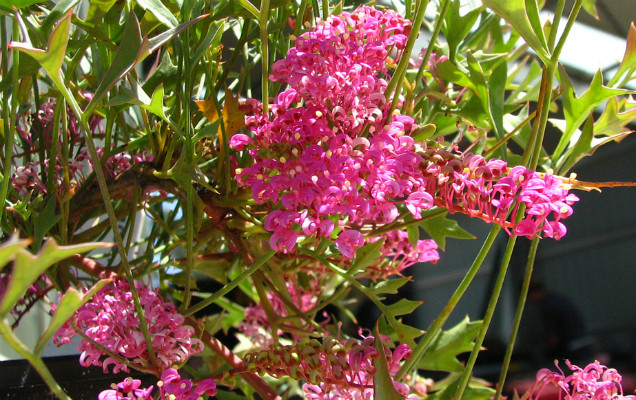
[1,1,635,400]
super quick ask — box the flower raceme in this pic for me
[244,335,414,400]
[54,279,203,374]
[524,360,636,399]
[232,5,580,260]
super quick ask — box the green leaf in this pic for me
[581,0,598,19]
[385,299,421,318]
[87,13,207,115]
[553,67,630,163]
[0,235,30,273]
[370,277,411,297]
[10,11,72,85]
[426,372,495,400]
[33,196,61,250]
[352,238,385,273]
[442,0,482,62]
[418,212,475,251]
[373,333,405,400]
[612,22,636,86]
[135,0,179,28]
[417,317,482,372]
[0,240,112,317]
[487,61,508,142]
[35,279,111,356]
[482,0,550,64]
[41,0,80,37]
[594,96,636,137]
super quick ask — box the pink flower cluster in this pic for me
[245,335,413,400]
[233,5,579,261]
[233,6,427,258]
[55,279,203,374]
[99,369,216,400]
[525,360,636,399]
[424,150,579,239]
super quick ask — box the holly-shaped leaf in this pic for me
[370,277,411,297]
[351,238,385,273]
[0,239,112,317]
[613,22,636,86]
[418,212,475,251]
[417,317,482,372]
[35,279,112,356]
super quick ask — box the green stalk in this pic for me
[180,27,196,312]
[385,0,434,108]
[547,0,565,50]
[0,323,71,400]
[397,225,501,379]
[494,237,540,400]
[184,250,276,317]
[0,19,18,225]
[454,235,517,399]
[413,0,447,86]
[260,0,270,115]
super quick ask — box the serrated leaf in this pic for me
[553,68,630,163]
[386,299,421,318]
[373,332,405,400]
[351,238,385,273]
[442,0,482,62]
[370,277,411,296]
[10,11,72,84]
[594,96,636,137]
[417,317,482,372]
[35,279,111,356]
[0,235,31,273]
[482,0,550,64]
[613,23,636,86]
[418,212,475,251]
[0,240,112,317]
[426,372,495,400]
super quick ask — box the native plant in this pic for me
[1,0,635,399]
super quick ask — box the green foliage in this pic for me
[417,317,481,372]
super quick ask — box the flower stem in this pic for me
[0,18,18,225]
[454,235,517,399]
[396,225,501,379]
[494,237,540,400]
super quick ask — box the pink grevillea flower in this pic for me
[245,335,413,400]
[54,279,203,374]
[523,360,636,400]
[98,377,154,400]
[362,230,438,280]
[423,151,579,240]
[156,368,217,400]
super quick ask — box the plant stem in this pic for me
[0,323,71,400]
[184,250,276,317]
[0,19,18,225]
[260,0,270,114]
[397,225,501,379]
[454,235,517,399]
[494,237,540,400]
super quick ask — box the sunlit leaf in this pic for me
[35,279,111,356]
[0,235,31,273]
[612,22,636,86]
[553,68,630,163]
[352,238,385,273]
[0,240,112,317]
[370,277,411,297]
[482,0,550,64]
[442,0,482,62]
[581,0,598,19]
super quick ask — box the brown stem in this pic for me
[190,317,282,400]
